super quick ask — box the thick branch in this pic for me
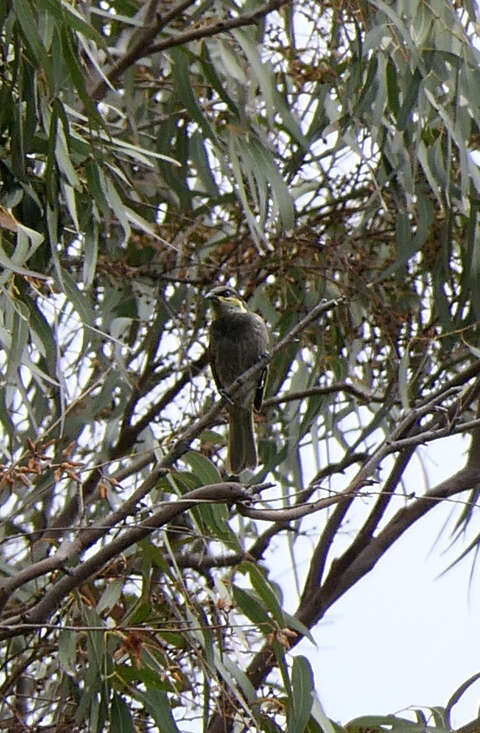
[216,458,480,733]
[301,446,415,603]
[455,715,480,733]
[0,483,249,639]
[315,462,480,617]
[206,375,480,733]
[148,0,291,54]
[237,491,349,521]
[0,297,343,614]
[90,0,291,102]
[89,0,198,100]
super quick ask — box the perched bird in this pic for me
[206,285,269,474]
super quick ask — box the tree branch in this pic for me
[207,456,480,733]
[263,382,386,408]
[0,296,344,616]
[206,373,480,733]
[90,0,291,101]
[111,350,209,458]
[237,491,349,521]
[0,483,250,638]
[147,0,292,55]
[89,0,198,100]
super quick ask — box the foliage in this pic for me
[0,0,480,730]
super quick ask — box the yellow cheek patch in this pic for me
[220,296,247,311]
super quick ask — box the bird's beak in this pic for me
[205,290,218,301]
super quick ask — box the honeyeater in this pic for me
[206,285,269,474]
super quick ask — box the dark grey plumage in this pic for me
[207,286,269,474]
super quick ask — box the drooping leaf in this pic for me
[288,656,314,733]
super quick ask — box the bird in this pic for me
[206,285,269,474]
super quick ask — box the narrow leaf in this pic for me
[386,57,400,119]
[59,268,94,327]
[6,308,29,386]
[182,451,222,485]
[14,0,53,86]
[170,47,215,142]
[111,693,135,733]
[96,579,123,614]
[246,563,284,626]
[289,656,314,733]
[137,688,180,733]
[232,585,274,630]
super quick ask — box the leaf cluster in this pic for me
[0,0,480,731]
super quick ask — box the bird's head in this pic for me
[206,286,248,316]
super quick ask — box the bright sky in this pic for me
[288,435,480,729]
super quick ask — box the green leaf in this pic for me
[190,131,219,197]
[83,216,98,287]
[82,607,105,674]
[111,693,135,733]
[125,602,151,626]
[196,501,239,548]
[24,295,57,373]
[136,688,180,733]
[288,656,314,733]
[96,579,123,614]
[60,25,102,125]
[347,714,442,731]
[0,313,58,389]
[41,0,105,44]
[59,268,94,327]
[124,206,164,243]
[13,0,53,87]
[283,612,316,646]
[182,451,222,485]
[233,29,276,121]
[310,696,338,733]
[0,237,49,282]
[250,139,295,230]
[229,134,262,239]
[97,171,130,244]
[244,562,285,627]
[398,348,409,410]
[221,655,257,703]
[200,42,239,114]
[462,338,480,359]
[61,182,79,230]
[368,0,422,70]
[232,585,274,630]
[170,47,215,142]
[446,671,480,717]
[229,134,295,233]
[53,99,81,189]
[58,628,77,673]
[6,307,28,387]
[86,161,110,215]
[104,136,180,167]
[413,191,433,249]
[385,57,400,119]
[375,213,418,280]
[397,68,422,131]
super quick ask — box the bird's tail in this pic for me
[228,407,257,474]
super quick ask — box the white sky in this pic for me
[286,435,480,728]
